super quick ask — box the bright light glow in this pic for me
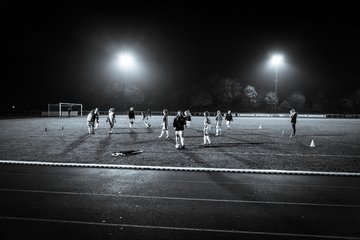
[271,54,284,65]
[117,53,135,70]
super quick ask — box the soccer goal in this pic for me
[47,102,83,117]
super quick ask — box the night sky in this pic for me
[4,3,360,112]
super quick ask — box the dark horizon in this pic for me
[4,4,360,113]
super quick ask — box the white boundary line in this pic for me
[1,160,360,177]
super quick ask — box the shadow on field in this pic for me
[173,139,256,197]
[165,137,213,168]
[146,127,154,133]
[299,134,348,137]
[129,130,138,142]
[206,142,266,148]
[60,133,91,155]
[98,134,112,153]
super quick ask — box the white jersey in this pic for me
[108,111,115,123]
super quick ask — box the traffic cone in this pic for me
[310,139,315,147]
[259,125,262,129]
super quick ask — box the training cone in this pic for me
[259,125,262,129]
[310,139,315,147]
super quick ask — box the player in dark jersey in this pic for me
[290,109,298,137]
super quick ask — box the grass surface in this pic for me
[1,116,360,172]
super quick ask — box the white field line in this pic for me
[1,160,360,176]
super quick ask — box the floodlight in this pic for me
[271,54,283,66]
[117,52,135,70]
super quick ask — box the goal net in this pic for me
[47,102,83,117]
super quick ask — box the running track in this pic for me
[0,163,360,240]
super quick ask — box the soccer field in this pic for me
[0,116,360,173]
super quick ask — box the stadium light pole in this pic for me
[270,54,283,96]
[270,54,283,111]
[116,52,136,90]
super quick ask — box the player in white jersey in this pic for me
[106,108,116,134]
[203,111,212,145]
[158,109,169,138]
[215,110,223,136]
[184,110,192,128]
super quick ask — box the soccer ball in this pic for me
[175,144,180,149]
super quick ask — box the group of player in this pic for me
[86,107,149,134]
[164,109,234,148]
[87,107,297,148]
[86,107,235,148]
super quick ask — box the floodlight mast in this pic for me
[116,52,137,91]
[270,54,283,96]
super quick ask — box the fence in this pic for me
[1,110,360,119]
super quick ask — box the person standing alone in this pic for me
[290,108,297,137]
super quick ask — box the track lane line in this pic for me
[1,188,359,208]
[0,216,358,239]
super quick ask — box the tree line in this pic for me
[79,75,360,114]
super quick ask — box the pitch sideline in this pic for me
[1,160,360,177]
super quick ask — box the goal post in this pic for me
[47,102,83,117]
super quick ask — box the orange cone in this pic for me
[310,139,315,147]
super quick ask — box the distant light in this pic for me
[117,53,135,70]
[12,106,15,109]
[271,54,284,65]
